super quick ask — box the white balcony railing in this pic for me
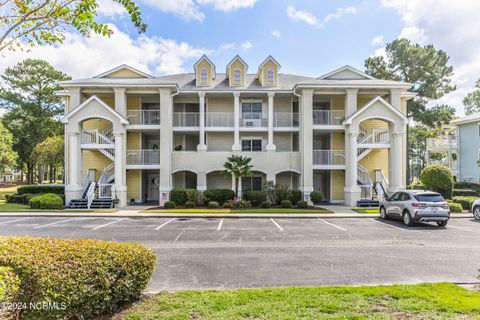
[206,112,234,127]
[173,112,200,127]
[98,183,113,199]
[127,110,160,125]
[274,112,299,127]
[358,129,389,144]
[126,149,160,165]
[312,110,345,125]
[426,136,457,150]
[240,113,267,127]
[313,150,345,165]
[81,130,113,145]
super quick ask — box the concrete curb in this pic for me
[0,212,474,219]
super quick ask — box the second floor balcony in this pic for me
[126,149,160,167]
[313,150,346,167]
[127,110,161,126]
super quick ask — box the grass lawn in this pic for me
[143,207,333,214]
[0,186,18,200]
[120,283,480,320]
[352,207,380,214]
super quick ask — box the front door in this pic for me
[145,173,159,202]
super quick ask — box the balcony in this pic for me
[358,129,389,145]
[173,112,200,127]
[312,110,345,126]
[126,149,160,168]
[127,110,160,125]
[426,136,457,152]
[274,112,299,128]
[206,112,234,128]
[313,150,345,168]
[240,112,267,128]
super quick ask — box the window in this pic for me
[242,176,263,191]
[242,102,262,119]
[266,69,274,84]
[241,138,262,151]
[233,69,241,84]
[388,192,400,201]
[414,193,444,202]
[200,68,208,84]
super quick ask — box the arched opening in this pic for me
[207,171,231,190]
[172,170,197,189]
[200,68,208,84]
[266,68,274,84]
[275,171,300,189]
[233,68,241,84]
[241,170,266,192]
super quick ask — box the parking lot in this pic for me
[0,216,479,292]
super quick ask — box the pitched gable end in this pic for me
[194,55,216,86]
[256,55,281,87]
[318,65,375,80]
[94,64,153,78]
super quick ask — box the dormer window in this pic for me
[266,69,274,85]
[233,69,241,85]
[200,68,208,84]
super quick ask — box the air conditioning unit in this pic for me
[243,119,260,127]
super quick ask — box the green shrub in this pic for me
[222,200,234,208]
[0,266,20,320]
[5,194,22,203]
[236,200,251,208]
[453,189,478,197]
[29,193,63,210]
[242,191,267,206]
[0,236,156,320]
[420,165,454,199]
[454,181,480,191]
[310,191,325,205]
[452,196,478,210]
[448,202,463,213]
[17,185,64,195]
[273,185,290,204]
[288,190,302,205]
[170,189,201,205]
[260,201,270,208]
[281,200,292,208]
[164,201,176,209]
[184,201,196,208]
[296,200,308,209]
[208,201,219,208]
[21,193,34,204]
[204,189,234,204]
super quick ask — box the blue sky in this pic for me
[2,0,480,115]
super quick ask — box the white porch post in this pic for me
[197,171,207,191]
[266,92,276,151]
[65,124,83,203]
[197,92,207,151]
[344,130,361,206]
[159,88,173,205]
[390,89,402,110]
[113,88,127,117]
[391,130,405,191]
[69,88,81,111]
[345,88,358,117]
[301,89,314,203]
[114,131,127,207]
[232,92,241,151]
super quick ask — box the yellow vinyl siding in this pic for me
[195,59,214,86]
[360,119,388,131]
[331,132,345,150]
[331,96,344,111]
[274,97,291,112]
[127,96,141,111]
[127,170,141,201]
[259,59,278,86]
[105,68,146,78]
[359,149,389,181]
[127,132,141,149]
[331,170,345,200]
[207,97,233,112]
[82,119,111,131]
[82,150,112,180]
[228,59,246,86]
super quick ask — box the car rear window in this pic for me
[414,194,444,202]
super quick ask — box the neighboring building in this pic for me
[425,125,458,179]
[449,114,480,182]
[58,55,413,208]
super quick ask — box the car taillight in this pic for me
[441,203,449,209]
[412,202,427,208]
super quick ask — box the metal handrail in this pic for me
[312,150,346,165]
[312,110,345,125]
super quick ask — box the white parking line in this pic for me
[92,218,127,230]
[0,217,30,225]
[155,218,176,230]
[217,219,223,231]
[369,218,407,231]
[317,218,347,231]
[447,225,472,232]
[34,218,80,229]
[270,218,284,231]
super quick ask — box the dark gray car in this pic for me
[379,190,450,227]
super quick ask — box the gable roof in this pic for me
[450,113,480,125]
[94,64,153,78]
[226,55,248,75]
[318,65,375,80]
[343,96,409,125]
[61,95,129,124]
[193,55,216,72]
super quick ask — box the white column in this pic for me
[114,88,127,117]
[197,92,207,151]
[344,130,361,206]
[345,88,358,117]
[69,88,81,111]
[391,131,404,191]
[114,132,127,207]
[197,171,207,191]
[159,88,173,205]
[390,89,402,110]
[301,89,314,203]
[266,92,276,151]
[65,126,83,203]
[232,92,241,151]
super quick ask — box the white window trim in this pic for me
[266,68,274,84]
[233,68,241,85]
[200,68,208,84]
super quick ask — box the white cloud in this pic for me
[96,0,127,18]
[141,0,205,21]
[286,5,357,28]
[271,30,281,39]
[240,41,252,51]
[196,0,258,11]
[0,24,207,78]
[371,35,384,46]
[381,0,480,115]
[220,42,236,50]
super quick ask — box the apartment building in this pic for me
[58,55,413,208]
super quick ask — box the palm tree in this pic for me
[223,155,253,198]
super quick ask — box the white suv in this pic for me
[470,199,480,220]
